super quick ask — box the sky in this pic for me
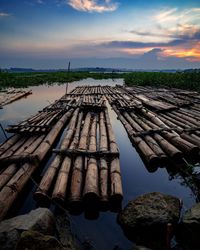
[0,0,200,69]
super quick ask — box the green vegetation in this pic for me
[0,71,200,91]
[0,71,125,89]
[124,72,200,90]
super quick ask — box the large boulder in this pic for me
[16,230,64,250]
[177,202,200,249]
[0,208,55,250]
[118,192,181,245]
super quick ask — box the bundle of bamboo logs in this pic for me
[106,85,200,167]
[34,96,123,209]
[0,89,32,108]
[1,83,200,221]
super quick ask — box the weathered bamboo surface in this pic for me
[105,85,200,167]
[34,92,123,209]
[0,89,32,108]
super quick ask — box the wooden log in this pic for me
[52,111,83,203]
[0,136,39,189]
[0,109,74,221]
[83,116,99,202]
[130,113,182,161]
[69,112,92,204]
[99,158,108,203]
[99,112,108,151]
[110,158,123,202]
[159,115,200,149]
[34,108,79,203]
[104,108,118,153]
[104,108,123,201]
[141,109,199,157]
[0,135,21,157]
[129,112,180,163]
[117,109,159,166]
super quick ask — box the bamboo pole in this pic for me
[83,115,99,202]
[105,108,123,201]
[52,111,83,203]
[0,135,45,189]
[129,112,181,162]
[0,135,21,157]
[69,112,92,204]
[140,109,199,157]
[159,114,200,148]
[0,109,74,221]
[115,108,159,166]
[34,108,79,203]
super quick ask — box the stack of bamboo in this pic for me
[0,107,74,221]
[107,85,200,168]
[6,109,64,134]
[34,96,123,209]
[0,89,32,108]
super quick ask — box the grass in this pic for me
[0,71,125,89]
[124,72,200,91]
[0,71,200,91]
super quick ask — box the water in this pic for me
[0,78,196,249]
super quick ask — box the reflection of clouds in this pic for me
[0,105,27,121]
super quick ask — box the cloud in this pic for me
[0,12,11,17]
[102,39,186,49]
[129,26,200,41]
[67,0,118,13]
[37,0,44,4]
[154,7,200,24]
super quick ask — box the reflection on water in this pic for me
[0,78,197,250]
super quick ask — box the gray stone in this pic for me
[0,208,55,235]
[177,202,200,249]
[118,192,181,246]
[0,208,55,250]
[118,192,181,230]
[16,230,64,250]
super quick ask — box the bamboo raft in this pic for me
[0,88,123,221]
[106,85,200,167]
[34,95,123,209]
[0,89,32,108]
[1,83,200,221]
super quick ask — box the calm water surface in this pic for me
[0,78,196,249]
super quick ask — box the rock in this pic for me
[177,202,200,249]
[118,192,181,244]
[55,212,78,250]
[0,208,55,250]
[0,229,21,250]
[16,230,64,250]
[0,208,55,235]
[132,246,152,250]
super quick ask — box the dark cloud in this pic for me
[129,27,200,41]
[102,39,186,48]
